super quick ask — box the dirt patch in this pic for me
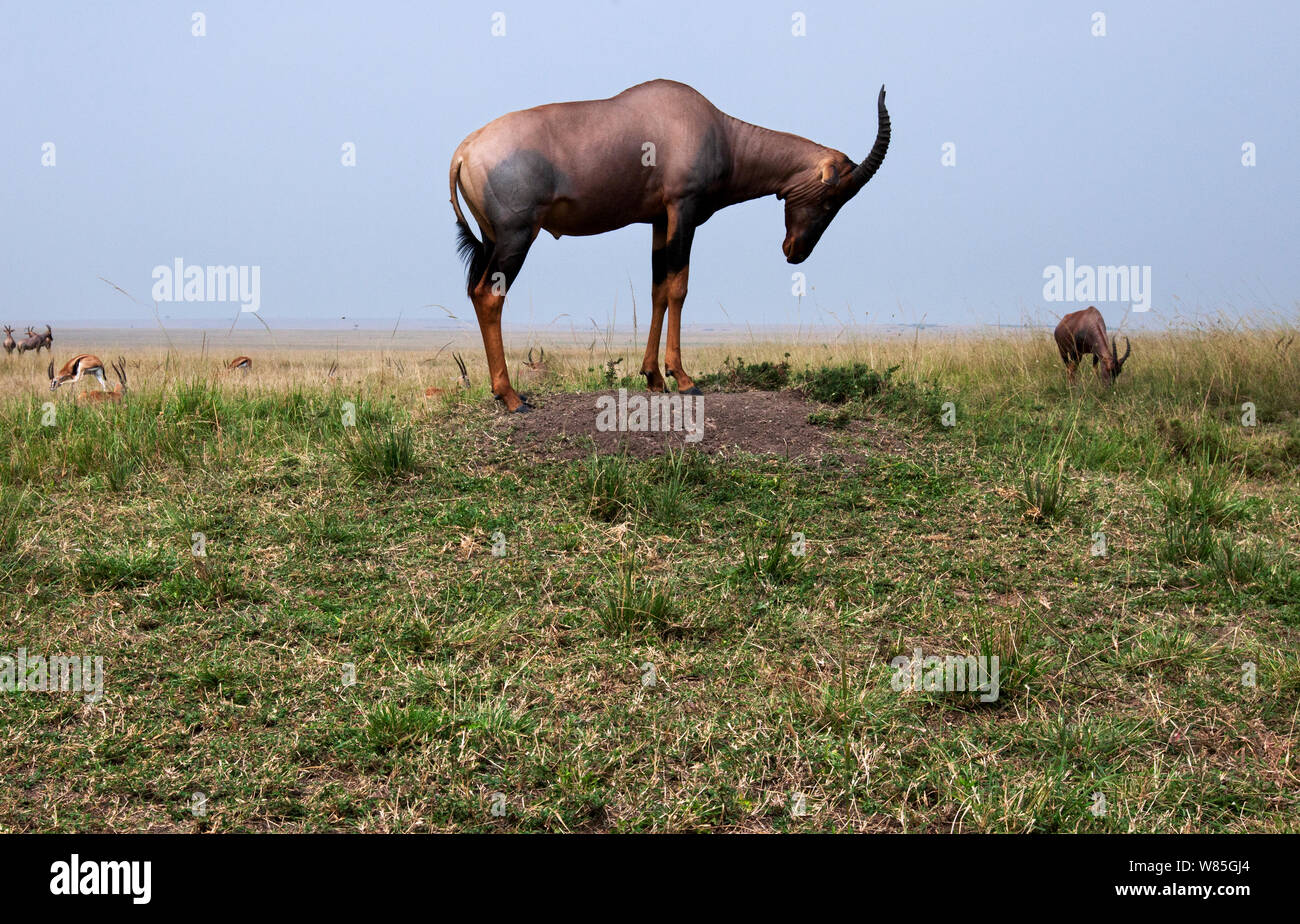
[503,388,847,461]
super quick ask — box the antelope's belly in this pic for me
[542,196,659,238]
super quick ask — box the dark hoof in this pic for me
[511,402,534,414]
[681,386,703,396]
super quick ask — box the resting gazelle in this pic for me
[424,353,472,398]
[226,356,252,373]
[76,357,128,404]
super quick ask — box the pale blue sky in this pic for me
[3,1,1297,331]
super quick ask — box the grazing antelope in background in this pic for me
[76,357,127,404]
[39,325,52,353]
[226,356,252,373]
[517,347,549,389]
[450,79,891,411]
[424,352,472,398]
[49,354,109,391]
[16,328,45,354]
[1054,306,1131,385]
[3,327,14,354]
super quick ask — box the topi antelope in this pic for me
[226,356,252,373]
[76,357,127,404]
[40,325,53,353]
[450,79,891,411]
[49,354,110,391]
[17,328,46,354]
[1054,307,1131,386]
[3,327,14,354]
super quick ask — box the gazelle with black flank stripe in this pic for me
[49,354,109,392]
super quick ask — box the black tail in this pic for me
[455,220,491,296]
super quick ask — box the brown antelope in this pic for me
[226,356,252,373]
[425,353,472,397]
[450,79,891,411]
[40,325,53,353]
[2,327,14,354]
[76,357,127,404]
[16,328,45,354]
[49,354,109,392]
[517,347,549,389]
[1054,307,1131,385]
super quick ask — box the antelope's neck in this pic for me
[722,118,825,204]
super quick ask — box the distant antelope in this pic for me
[517,347,549,388]
[226,356,252,373]
[16,328,45,354]
[49,354,109,392]
[1054,307,1131,386]
[39,325,52,353]
[76,357,127,404]
[425,353,472,397]
[2,327,14,354]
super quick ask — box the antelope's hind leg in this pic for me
[471,223,539,413]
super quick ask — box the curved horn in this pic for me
[47,359,54,380]
[1118,336,1131,366]
[527,347,534,365]
[849,85,891,191]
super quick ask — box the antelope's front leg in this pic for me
[662,201,701,395]
[639,219,669,392]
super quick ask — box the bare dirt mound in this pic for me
[504,388,845,461]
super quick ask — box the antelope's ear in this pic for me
[820,161,840,187]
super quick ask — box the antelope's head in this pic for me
[453,352,470,389]
[780,86,890,265]
[523,347,547,371]
[47,359,59,391]
[1097,336,1132,386]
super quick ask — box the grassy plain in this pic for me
[1,321,1298,831]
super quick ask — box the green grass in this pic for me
[1,325,1298,832]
